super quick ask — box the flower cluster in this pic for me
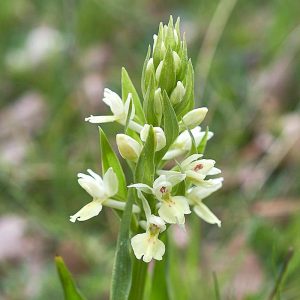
[70,16,223,263]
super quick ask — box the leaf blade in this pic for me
[55,256,86,300]
[99,127,127,200]
[110,189,135,300]
[122,67,146,124]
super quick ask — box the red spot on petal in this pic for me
[160,186,167,193]
[194,164,203,171]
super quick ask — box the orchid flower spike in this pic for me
[70,168,139,222]
[129,173,191,225]
[131,192,166,262]
[85,88,143,133]
[163,126,213,160]
[186,178,223,227]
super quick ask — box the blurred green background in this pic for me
[1,0,300,299]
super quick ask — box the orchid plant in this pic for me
[56,16,223,300]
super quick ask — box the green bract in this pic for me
[142,16,194,123]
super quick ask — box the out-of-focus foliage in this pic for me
[0,0,300,299]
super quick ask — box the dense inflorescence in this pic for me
[70,16,223,263]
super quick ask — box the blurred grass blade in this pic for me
[99,127,127,200]
[55,256,86,300]
[149,232,170,300]
[122,67,146,124]
[110,189,135,300]
[212,272,221,300]
[268,247,294,300]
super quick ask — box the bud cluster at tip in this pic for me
[142,16,194,126]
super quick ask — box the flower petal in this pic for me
[167,172,186,187]
[85,115,118,123]
[131,233,165,263]
[103,167,118,197]
[70,200,103,222]
[162,148,185,160]
[78,177,105,199]
[181,154,203,169]
[187,178,223,201]
[103,88,124,116]
[128,183,153,194]
[193,203,221,227]
[86,169,103,184]
[207,167,222,175]
[185,170,206,183]
[158,196,191,224]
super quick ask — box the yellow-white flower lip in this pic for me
[131,190,166,263]
[84,88,142,133]
[129,173,191,225]
[163,126,214,160]
[140,124,166,152]
[116,134,142,162]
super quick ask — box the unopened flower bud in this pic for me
[154,88,163,124]
[140,124,166,151]
[180,107,208,130]
[155,61,163,82]
[172,51,181,73]
[173,29,179,45]
[116,134,142,162]
[146,58,154,73]
[170,81,185,105]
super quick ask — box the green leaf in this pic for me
[99,127,127,200]
[55,256,86,300]
[129,259,148,300]
[124,96,133,133]
[158,47,176,95]
[135,125,155,185]
[110,189,135,300]
[156,91,179,162]
[198,126,209,154]
[149,232,171,300]
[141,45,151,98]
[122,67,146,124]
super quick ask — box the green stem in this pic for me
[268,247,294,300]
[129,259,148,300]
